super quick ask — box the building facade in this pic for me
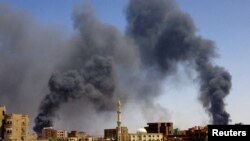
[3,113,30,140]
[104,127,129,141]
[42,127,68,140]
[129,128,163,141]
[42,127,57,139]
[145,123,173,136]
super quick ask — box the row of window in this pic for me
[130,139,161,141]
[5,120,26,125]
[6,121,12,125]
[132,135,160,138]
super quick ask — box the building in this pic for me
[68,130,88,141]
[104,127,129,141]
[104,100,129,141]
[129,128,163,141]
[57,129,68,139]
[145,123,173,136]
[42,127,67,140]
[166,126,208,141]
[42,127,57,139]
[184,126,208,141]
[3,114,30,140]
[0,105,37,141]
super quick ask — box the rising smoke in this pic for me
[126,0,231,125]
[0,0,231,135]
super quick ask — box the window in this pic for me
[149,135,151,137]
[6,130,12,134]
[21,128,25,134]
[157,135,159,137]
[6,121,12,125]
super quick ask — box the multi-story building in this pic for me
[145,122,173,136]
[42,127,57,139]
[57,129,68,139]
[3,114,30,140]
[104,127,129,141]
[42,127,67,140]
[0,105,38,141]
[129,128,163,141]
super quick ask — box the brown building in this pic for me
[104,127,129,141]
[42,127,57,139]
[42,127,68,140]
[167,126,208,141]
[145,122,174,136]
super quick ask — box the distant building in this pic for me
[57,129,68,139]
[145,122,173,136]
[129,128,163,141]
[167,126,208,141]
[42,127,67,140]
[68,130,88,141]
[104,127,129,141]
[42,127,57,139]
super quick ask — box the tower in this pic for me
[117,100,122,141]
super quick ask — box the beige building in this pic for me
[57,129,68,139]
[129,128,163,141]
[0,105,38,141]
[4,114,30,140]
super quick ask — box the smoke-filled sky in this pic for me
[0,0,250,135]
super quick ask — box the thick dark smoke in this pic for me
[0,0,232,136]
[126,0,231,124]
[33,4,139,134]
[34,56,116,134]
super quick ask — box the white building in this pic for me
[129,128,163,141]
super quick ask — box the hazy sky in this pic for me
[1,0,249,131]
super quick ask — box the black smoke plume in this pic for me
[0,0,232,135]
[33,56,116,134]
[126,0,231,124]
[33,4,139,134]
